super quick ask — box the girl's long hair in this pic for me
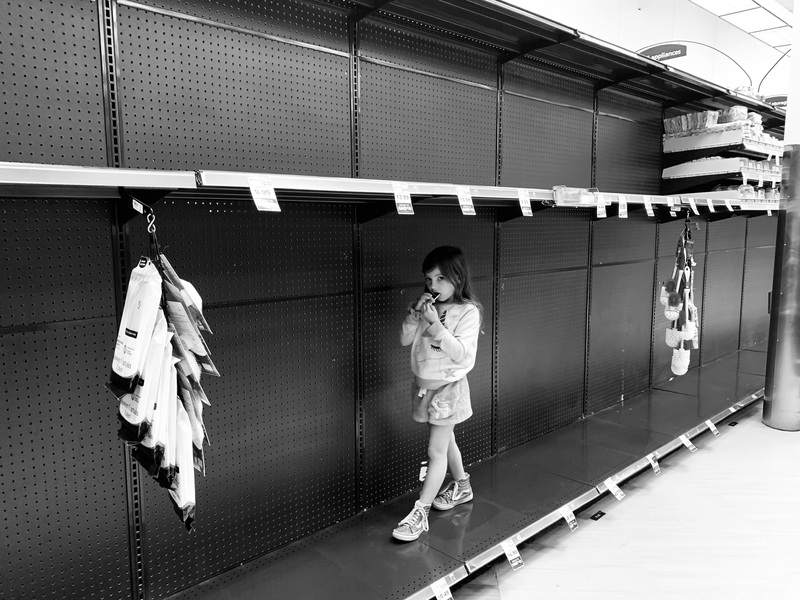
[422,246,483,323]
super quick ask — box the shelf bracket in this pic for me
[117,187,173,226]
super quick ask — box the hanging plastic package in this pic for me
[169,401,196,531]
[119,308,168,442]
[133,334,176,479]
[110,257,163,394]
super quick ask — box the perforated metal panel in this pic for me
[1,196,130,600]
[504,61,594,109]
[127,199,354,303]
[500,93,594,189]
[593,210,656,265]
[701,248,745,364]
[117,4,351,173]
[1,198,117,328]
[138,0,350,52]
[360,18,498,86]
[361,206,496,507]
[652,254,706,385]
[595,118,662,194]
[361,206,495,288]
[496,270,587,451]
[142,298,356,599]
[658,217,708,257]
[587,261,654,414]
[746,213,779,247]
[707,216,747,251]
[358,61,497,184]
[1,0,107,165]
[498,207,591,274]
[598,88,662,123]
[741,245,774,348]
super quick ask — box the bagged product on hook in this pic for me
[169,401,196,531]
[111,257,163,393]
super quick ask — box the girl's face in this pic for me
[425,266,457,303]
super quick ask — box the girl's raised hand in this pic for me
[420,300,438,324]
[414,293,434,311]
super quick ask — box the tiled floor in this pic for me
[453,401,800,600]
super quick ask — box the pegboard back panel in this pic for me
[136,0,350,52]
[498,207,591,274]
[504,61,594,109]
[707,216,747,251]
[1,198,117,329]
[593,210,656,265]
[0,0,107,166]
[741,245,774,348]
[142,298,357,599]
[586,261,655,414]
[358,61,497,184]
[500,93,593,189]
[361,206,496,289]
[595,117,662,195]
[1,321,132,600]
[652,253,705,385]
[117,4,351,174]
[496,270,587,451]
[701,248,745,364]
[360,17,499,86]
[746,214,778,247]
[598,88,662,123]
[126,199,354,304]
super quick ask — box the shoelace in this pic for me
[399,504,429,532]
[441,480,463,503]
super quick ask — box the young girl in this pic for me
[393,246,482,542]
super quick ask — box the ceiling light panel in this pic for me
[751,26,794,46]
[723,7,787,31]
[690,0,758,15]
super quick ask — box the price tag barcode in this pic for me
[618,195,628,218]
[517,189,533,217]
[679,434,698,453]
[501,539,525,570]
[646,453,661,475]
[559,506,578,531]
[392,182,414,215]
[131,199,144,214]
[603,477,625,501]
[644,196,654,217]
[430,578,454,600]
[247,176,281,212]
[688,197,699,215]
[705,420,720,437]
[456,186,476,216]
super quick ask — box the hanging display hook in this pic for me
[147,212,157,234]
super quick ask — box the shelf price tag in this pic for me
[430,577,454,600]
[392,182,414,215]
[742,172,748,185]
[646,453,661,475]
[131,199,144,214]
[618,195,628,218]
[501,539,525,570]
[247,176,281,212]
[603,477,625,501]
[758,174,764,188]
[456,186,476,216]
[517,189,533,217]
[705,420,721,437]
[706,199,716,213]
[679,434,698,453]
[559,506,579,531]
[596,194,607,218]
[724,200,734,212]
[688,197,699,215]
[643,196,654,217]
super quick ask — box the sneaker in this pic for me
[392,501,430,542]
[432,476,473,511]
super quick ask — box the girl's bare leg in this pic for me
[419,424,454,504]
[446,431,467,481]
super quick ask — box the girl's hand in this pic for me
[414,293,435,311]
[420,300,438,324]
